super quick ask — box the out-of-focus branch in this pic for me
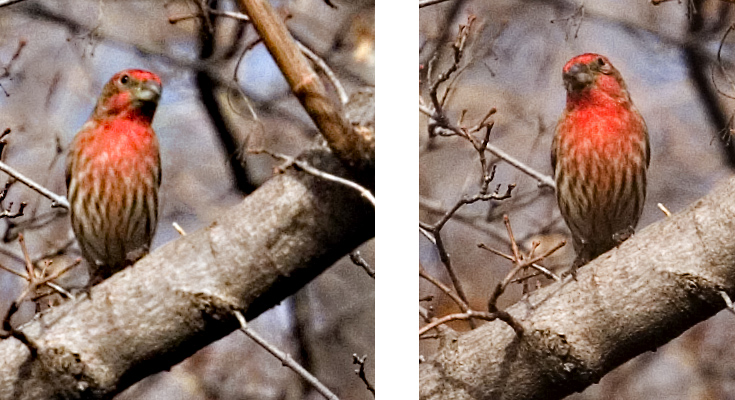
[0,0,25,8]
[684,0,735,168]
[0,160,68,209]
[234,311,340,400]
[420,176,735,400]
[196,0,258,194]
[419,0,456,8]
[173,7,350,105]
[236,0,374,175]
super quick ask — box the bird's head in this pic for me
[562,53,629,104]
[93,69,162,123]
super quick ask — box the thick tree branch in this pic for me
[0,148,374,400]
[236,0,374,174]
[420,176,735,400]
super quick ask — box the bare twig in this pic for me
[477,243,560,281]
[657,203,672,217]
[0,160,69,209]
[0,0,26,8]
[419,15,555,189]
[483,145,556,188]
[419,265,470,312]
[234,311,340,400]
[1,234,79,335]
[720,291,735,316]
[418,309,523,337]
[172,222,187,236]
[419,0,455,8]
[352,354,375,396]
[236,0,368,170]
[487,216,566,312]
[350,251,374,278]
[256,149,375,206]
[179,7,350,105]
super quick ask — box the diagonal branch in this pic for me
[0,148,373,400]
[420,176,735,400]
[236,0,373,174]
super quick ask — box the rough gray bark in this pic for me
[0,148,374,400]
[420,176,735,400]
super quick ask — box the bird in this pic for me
[66,69,162,286]
[552,53,650,272]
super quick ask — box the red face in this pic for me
[562,53,625,101]
[95,69,162,121]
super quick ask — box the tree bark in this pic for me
[0,148,374,400]
[420,176,735,400]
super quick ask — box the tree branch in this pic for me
[236,0,374,174]
[0,148,373,400]
[420,176,735,400]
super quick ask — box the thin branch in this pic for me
[1,234,79,335]
[483,145,556,189]
[419,265,470,312]
[352,354,375,396]
[0,0,25,8]
[418,309,523,337]
[350,251,374,278]
[477,243,560,281]
[236,0,368,170]
[486,217,566,312]
[0,160,69,209]
[234,311,340,400]
[188,7,349,105]
[419,104,555,188]
[419,0,455,8]
[720,291,735,316]
[296,40,349,105]
[256,150,375,206]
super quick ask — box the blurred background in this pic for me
[0,0,374,399]
[420,0,735,398]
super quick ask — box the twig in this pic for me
[0,160,69,208]
[256,150,375,206]
[350,251,374,278]
[419,106,555,189]
[1,234,79,335]
[236,0,366,170]
[418,309,523,337]
[0,0,25,9]
[188,7,349,105]
[352,354,375,396]
[172,222,187,236]
[419,265,470,312]
[234,311,340,400]
[720,291,735,316]
[419,0,455,7]
[483,144,556,189]
[477,243,560,281]
[487,216,566,312]
[295,41,349,106]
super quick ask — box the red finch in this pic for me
[552,54,650,270]
[66,69,162,285]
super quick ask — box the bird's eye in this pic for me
[597,58,605,67]
[120,75,129,84]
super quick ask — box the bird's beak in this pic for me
[563,63,594,93]
[135,80,162,103]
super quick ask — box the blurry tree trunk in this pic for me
[420,176,735,400]
[197,0,258,194]
[0,148,374,400]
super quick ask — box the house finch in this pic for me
[66,69,162,285]
[552,54,650,270]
